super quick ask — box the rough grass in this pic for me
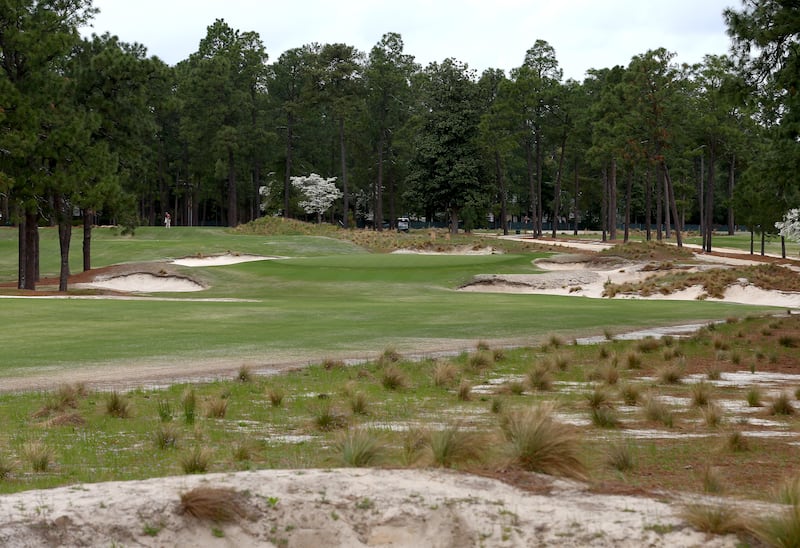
[335,428,385,467]
[500,402,585,479]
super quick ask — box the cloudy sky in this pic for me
[82,0,739,81]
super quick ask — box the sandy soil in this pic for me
[0,468,746,547]
[0,246,795,547]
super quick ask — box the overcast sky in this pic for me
[82,0,739,81]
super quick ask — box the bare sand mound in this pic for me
[0,469,739,547]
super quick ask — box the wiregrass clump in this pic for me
[432,361,458,387]
[153,424,180,450]
[457,379,473,401]
[204,397,229,419]
[182,388,197,424]
[526,363,553,391]
[180,446,212,474]
[606,442,636,472]
[425,424,483,468]
[643,397,674,427]
[21,441,54,472]
[105,391,132,418]
[680,504,748,536]
[266,386,285,408]
[770,392,796,416]
[500,402,585,479]
[179,486,247,522]
[381,366,409,390]
[335,427,385,467]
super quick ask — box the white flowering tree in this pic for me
[776,208,800,242]
[291,174,342,223]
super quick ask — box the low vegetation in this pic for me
[0,314,798,546]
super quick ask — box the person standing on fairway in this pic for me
[164,212,171,228]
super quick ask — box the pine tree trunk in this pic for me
[496,151,508,236]
[704,143,716,252]
[601,167,608,242]
[645,170,652,241]
[83,209,93,272]
[662,161,682,247]
[727,156,735,235]
[24,210,38,290]
[608,158,617,240]
[284,112,294,218]
[624,170,633,243]
[339,117,348,228]
[376,130,385,232]
[227,146,238,227]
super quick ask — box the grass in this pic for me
[426,424,483,468]
[500,402,585,479]
[335,428,385,467]
[105,391,132,418]
[606,442,636,472]
[753,505,800,548]
[680,504,748,536]
[0,228,797,511]
[180,446,212,474]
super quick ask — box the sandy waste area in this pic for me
[2,244,799,547]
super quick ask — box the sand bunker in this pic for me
[74,273,205,293]
[171,253,280,267]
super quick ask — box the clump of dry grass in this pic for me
[690,381,714,407]
[236,365,254,382]
[336,427,386,467]
[606,442,636,472]
[467,350,495,371]
[619,383,641,406]
[636,337,661,353]
[179,446,212,474]
[21,441,54,472]
[43,412,88,428]
[642,397,674,427]
[377,346,402,366]
[770,392,796,416]
[381,366,409,390]
[624,351,642,369]
[322,358,345,370]
[432,361,458,387]
[657,363,683,385]
[179,487,247,522]
[154,423,180,450]
[680,504,748,536]
[500,402,585,479]
[312,403,348,431]
[457,379,473,401]
[775,475,800,507]
[701,465,725,494]
[425,424,484,468]
[701,403,724,428]
[527,363,553,391]
[724,430,750,453]
[0,455,13,480]
[348,391,369,415]
[266,386,285,407]
[204,397,229,419]
[747,387,763,407]
[105,391,132,418]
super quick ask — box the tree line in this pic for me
[1,0,798,290]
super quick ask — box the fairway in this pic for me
[0,227,779,386]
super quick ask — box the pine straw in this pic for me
[178,486,249,522]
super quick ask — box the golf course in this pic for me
[1,222,799,547]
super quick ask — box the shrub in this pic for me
[105,391,132,418]
[426,424,483,468]
[335,427,385,467]
[381,366,408,390]
[180,446,211,474]
[500,402,585,479]
[153,424,179,450]
[432,361,458,387]
[179,487,246,522]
